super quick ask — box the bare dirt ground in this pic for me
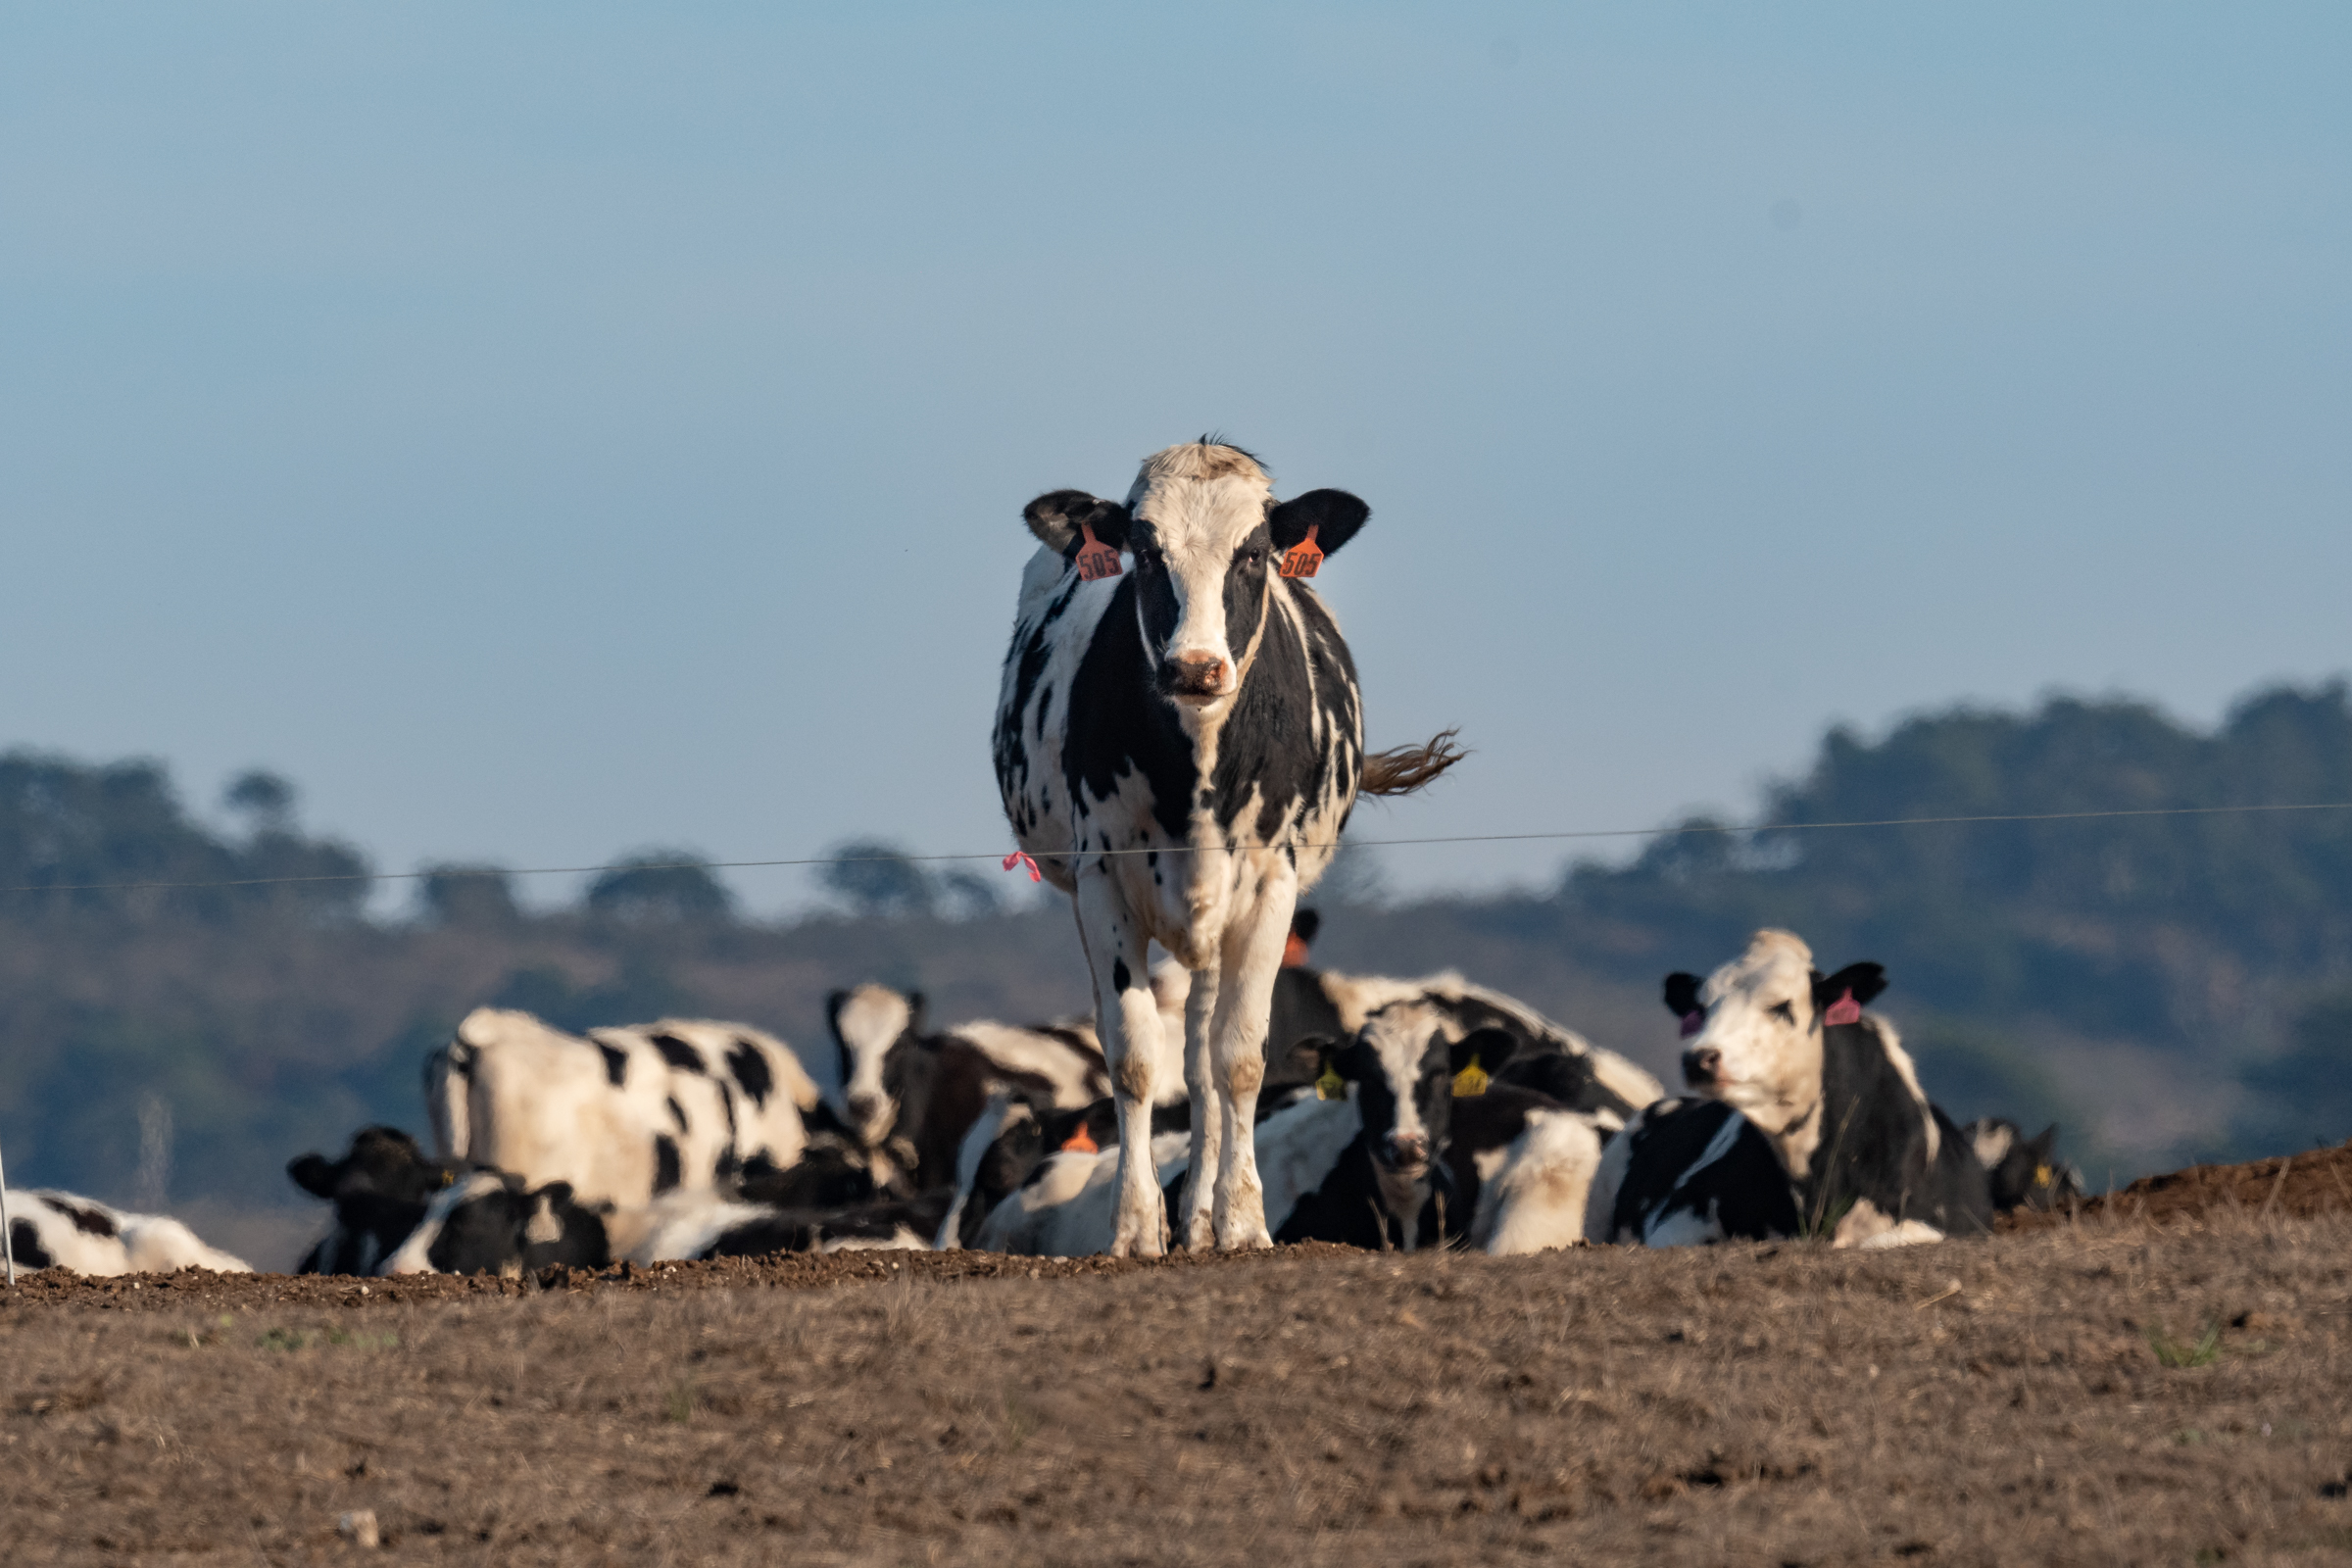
[8,1160,2352,1566]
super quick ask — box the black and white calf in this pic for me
[288,1126,464,1275]
[825,983,1116,1195]
[5,1190,251,1276]
[996,440,1465,1255]
[424,1008,823,1208]
[1660,930,1993,1246]
[1966,1118,2085,1212]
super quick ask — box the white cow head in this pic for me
[1022,441,1369,709]
[825,983,926,1152]
[1666,929,1886,1139]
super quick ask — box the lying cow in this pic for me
[825,983,1120,1194]
[1584,1098,1803,1245]
[288,1126,463,1274]
[383,1174,948,1275]
[1966,1117,2086,1212]
[1152,962,1663,1117]
[1601,930,1992,1249]
[5,1190,250,1276]
[958,1008,1613,1257]
[425,1008,823,1207]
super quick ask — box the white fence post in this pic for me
[1,1134,14,1286]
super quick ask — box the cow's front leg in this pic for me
[1178,963,1222,1251]
[1074,870,1168,1257]
[1208,877,1295,1250]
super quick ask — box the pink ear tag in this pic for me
[1823,990,1863,1027]
[1074,522,1123,582]
[1002,850,1043,883]
[1679,1009,1706,1039]
[1279,523,1323,579]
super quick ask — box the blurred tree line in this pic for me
[0,681,2347,1218]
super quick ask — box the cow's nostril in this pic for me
[1682,1049,1722,1087]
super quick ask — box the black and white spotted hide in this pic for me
[288,1125,464,1275]
[1671,930,1993,1246]
[1584,1098,1803,1247]
[995,442,1464,1255]
[383,1171,611,1277]
[5,1190,252,1276]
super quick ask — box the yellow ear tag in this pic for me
[1315,1066,1346,1102]
[1452,1059,1490,1098]
[2033,1163,2053,1187]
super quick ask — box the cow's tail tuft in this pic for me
[1359,728,1468,798]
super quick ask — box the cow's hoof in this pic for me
[1216,1229,1273,1252]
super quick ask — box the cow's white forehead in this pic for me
[1703,929,1816,1010]
[1125,444,1271,552]
[1361,1000,1446,1096]
[836,984,912,1060]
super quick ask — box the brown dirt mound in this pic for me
[2006,1138,2352,1231]
[8,1214,2352,1565]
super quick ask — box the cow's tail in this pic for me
[1359,728,1467,798]
[423,1039,473,1160]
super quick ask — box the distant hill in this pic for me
[2,679,2348,1242]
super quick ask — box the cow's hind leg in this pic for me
[1178,964,1222,1251]
[1074,871,1168,1257]
[1207,878,1295,1250]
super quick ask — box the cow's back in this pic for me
[456,1008,663,1207]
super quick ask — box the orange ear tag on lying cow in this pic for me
[1074,521,1123,582]
[1060,1125,1099,1154]
[1315,1065,1346,1101]
[1279,523,1323,579]
[1451,1058,1490,1098]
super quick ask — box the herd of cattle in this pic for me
[4,442,2086,1282]
[3,919,2082,1280]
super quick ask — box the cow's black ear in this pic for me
[905,991,928,1038]
[1024,491,1130,556]
[1291,906,1321,946]
[1813,962,1887,1009]
[1290,1035,1339,1077]
[1449,1027,1518,1077]
[287,1153,336,1200]
[1662,972,1704,1018]
[1268,489,1369,555]
[2029,1124,2061,1157]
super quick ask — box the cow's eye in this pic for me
[1238,546,1264,567]
[1769,1001,1795,1024]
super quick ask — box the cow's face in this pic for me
[287,1125,461,1276]
[1022,442,1369,709]
[1669,929,1886,1133]
[827,984,927,1151]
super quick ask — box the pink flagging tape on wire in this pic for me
[1003,850,1043,883]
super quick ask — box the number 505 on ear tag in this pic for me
[1074,522,1122,582]
[1279,523,1323,579]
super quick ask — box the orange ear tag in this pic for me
[1278,523,1323,579]
[1060,1125,1099,1154]
[1074,521,1123,582]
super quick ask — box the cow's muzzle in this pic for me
[1160,654,1230,703]
[1681,1048,1722,1091]
[1379,1131,1431,1175]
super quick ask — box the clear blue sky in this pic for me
[4,4,2346,911]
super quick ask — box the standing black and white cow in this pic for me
[996,439,1463,1254]
[1652,930,1993,1246]
[825,984,1116,1195]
